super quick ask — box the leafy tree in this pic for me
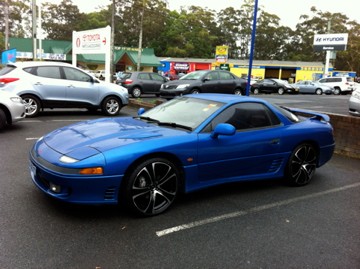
[41,0,85,40]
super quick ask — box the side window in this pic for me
[151,73,165,81]
[36,66,61,79]
[63,67,92,82]
[203,102,280,132]
[219,72,233,80]
[204,72,219,81]
[138,73,151,80]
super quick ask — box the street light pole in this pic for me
[4,0,9,50]
[32,0,37,60]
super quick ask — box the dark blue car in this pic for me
[29,94,335,216]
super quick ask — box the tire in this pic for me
[278,87,285,95]
[21,94,41,117]
[315,88,323,95]
[333,88,341,95]
[234,88,242,95]
[131,87,142,98]
[0,108,7,130]
[285,143,317,186]
[123,158,180,216]
[191,89,200,94]
[102,96,122,116]
[253,88,259,95]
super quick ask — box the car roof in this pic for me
[6,61,72,68]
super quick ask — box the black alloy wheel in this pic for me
[124,158,180,216]
[285,143,317,186]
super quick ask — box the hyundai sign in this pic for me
[313,33,348,51]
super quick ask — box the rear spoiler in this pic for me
[285,107,330,122]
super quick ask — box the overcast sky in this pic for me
[47,0,360,29]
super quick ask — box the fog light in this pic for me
[49,182,61,193]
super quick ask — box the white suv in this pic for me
[317,76,354,95]
[0,62,128,117]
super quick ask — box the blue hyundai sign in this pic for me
[1,48,17,64]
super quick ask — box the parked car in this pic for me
[159,70,247,99]
[316,76,354,95]
[0,90,26,130]
[291,80,333,95]
[116,71,168,98]
[251,79,299,95]
[349,88,360,116]
[0,61,128,117]
[94,70,105,80]
[29,94,335,217]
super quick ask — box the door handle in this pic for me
[270,138,280,145]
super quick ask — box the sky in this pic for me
[59,0,360,29]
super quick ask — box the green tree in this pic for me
[42,0,85,40]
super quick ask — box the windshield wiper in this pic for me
[136,116,160,124]
[157,121,193,131]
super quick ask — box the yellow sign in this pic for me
[215,45,228,63]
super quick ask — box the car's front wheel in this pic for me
[278,87,285,95]
[123,158,180,216]
[0,108,7,129]
[131,87,142,98]
[285,143,317,186]
[253,88,259,95]
[191,89,200,94]
[21,94,41,117]
[102,96,122,116]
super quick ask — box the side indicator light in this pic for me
[80,167,103,175]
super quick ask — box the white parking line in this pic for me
[26,137,40,141]
[156,182,360,237]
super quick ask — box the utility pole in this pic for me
[4,0,9,50]
[32,0,37,60]
[111,0,115,78]
[137,0,145,71]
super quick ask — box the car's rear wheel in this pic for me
[131,87,142,98]
[253,88,259,95]
[21,94,41,117]
[333,87,341,95]
[191,89,200,94]
[234,88,243,95]
[102,96,122,116]
[124,158,180,216]
[285,143,317,186]
[0,108,7,129]
[278,87,285,95]
[315,88,323,95]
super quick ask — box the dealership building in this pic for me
[2,37,356,82]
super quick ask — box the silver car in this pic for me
[349,88,360,116]
[292,80,333,95]
[0,90,26,130]
[0,61,128,117]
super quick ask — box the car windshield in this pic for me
[139,96,224,130]
[179,71,208,80]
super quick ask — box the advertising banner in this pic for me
[215,45,228,63]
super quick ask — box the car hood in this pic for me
[43,117,186,160]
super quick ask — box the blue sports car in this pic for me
[29,94,335,216]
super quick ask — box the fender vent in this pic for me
[268,158,284,173]
[104,187,117,200]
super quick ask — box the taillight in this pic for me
[123,79,133,85]
[0,78,20,84]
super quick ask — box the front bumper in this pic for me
[29,146,123,204]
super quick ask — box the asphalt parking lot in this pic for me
[0,95,359,268]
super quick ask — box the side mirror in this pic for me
[137,108,146,115]
[210,123,236,139]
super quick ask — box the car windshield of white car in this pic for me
[141,96,224,129]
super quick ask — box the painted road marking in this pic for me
[156,182,360,237]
